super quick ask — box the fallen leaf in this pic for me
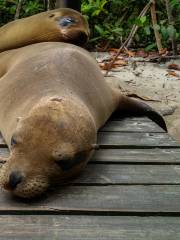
[124,48,136,57]
[108,48,119,52]
[114,59,128,66]
[168,64,180,71]
[166,71,179,77]
[98,62,109,70]
[135,49,148,58]
[148,51,160,58]
[159,48,168,55]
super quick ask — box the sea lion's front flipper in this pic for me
[115,95,167,132]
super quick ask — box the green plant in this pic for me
[81,0,180,50]
[0,0,44,26]
[0,0,179,50]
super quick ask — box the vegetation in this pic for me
[0,0,179,51]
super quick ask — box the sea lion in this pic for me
[0,42,166,198]
[0,8,89,53]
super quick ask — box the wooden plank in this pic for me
[1,148,180,164]
[1,185,180,213]
[0,147,9,159]
[74,164,180,184]
[100,119,164,133]
[0,215,179,240]
[92,148,180,163]
[98,132,179,148]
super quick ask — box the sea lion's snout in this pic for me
[0,161,49,198]
[8,171,23,189]
[68,31,88,46]
[0,99,96,199]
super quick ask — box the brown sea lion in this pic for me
[0,42,166,198]
[0,8,89,53]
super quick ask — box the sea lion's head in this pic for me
[45,8,90,46]
[0,8,90,52]
[0,98,96,198]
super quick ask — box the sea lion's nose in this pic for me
[8,171,22,189]
[80,32,88,41]
[75,32,88,46]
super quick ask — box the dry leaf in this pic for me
[114,59,128,66]
[108,48,119,53]
[168,64,180,71]
[166,71,179,77]
[148,51,160,58]
[127,51,136,57]
[98,62,109,70]
[135,49,148,58]
[159,48,167,55]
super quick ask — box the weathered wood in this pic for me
[0,148,9,159]
[1,148,180,164]
[100,119,164,133]
[74,164,180,185]
[0,215,180,240]
[98,132,179,148]
[92,148,180,163]
[1,185,180,213]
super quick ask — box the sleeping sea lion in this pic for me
[0,42,166,198]
[0,8,89,53]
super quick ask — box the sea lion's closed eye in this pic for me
[59,17,77,27]
[55,151,85,171]
[11,136,17,146]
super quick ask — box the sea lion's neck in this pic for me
[0,16,44,53]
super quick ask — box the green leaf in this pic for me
[145,43,156,52]
[140,16,146,24]
[94,24,104,35]
[144,26,151,35]
[167,25,176,38]
[154,24,160,31]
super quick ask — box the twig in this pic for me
[150,0,163,52]
[105,0,153,76]
[164,0,177,55]
[14,0,23,20]
[126,0,154,47]
[128,55,180,63]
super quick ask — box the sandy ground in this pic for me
[95,53,180,142]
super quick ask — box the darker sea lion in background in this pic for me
[0,8,89,52]
[0,42,167,198]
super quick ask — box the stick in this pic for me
[150,0,163,52]
[164,0,177,55]
[14,0,24,20]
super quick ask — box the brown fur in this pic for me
[0,42,118,198]
[0,11,166,198]
[0,8,89,53]
[0,43,166,198]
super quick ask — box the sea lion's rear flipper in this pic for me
[115,95,167,132]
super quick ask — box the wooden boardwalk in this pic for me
[0,116,180,239]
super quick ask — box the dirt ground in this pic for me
[95,53,180,142]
